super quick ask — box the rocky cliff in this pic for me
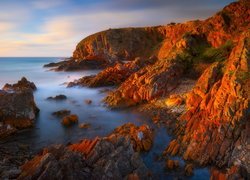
[165,32,249,178]
[48,0,250,178]
[73,27,164,61]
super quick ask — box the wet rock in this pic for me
[52,109,71,117]
[2,77,37,91]
[47,94,67,100]
[108,123,154,152]
[0,78,39,138]
[79,123,91,129]
[61,114,79,126]
[165,159,179,170]
[84,99,92,104]
[44,57,112,71]
[19,136,151,179]
[184,164,194,176]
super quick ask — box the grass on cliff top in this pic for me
[178,40,234,78]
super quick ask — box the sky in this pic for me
[0,0,235,57]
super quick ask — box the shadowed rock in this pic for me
[0,78,39,139]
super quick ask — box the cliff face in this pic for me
[66,1,250,177]
[73,27,164,61]
[72,0,249,63]
[166,32,249,172]
[103,0,249,108]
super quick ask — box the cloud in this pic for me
[31,0,68,9]
[0,0,235,57]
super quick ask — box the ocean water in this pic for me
[0,57,209,179]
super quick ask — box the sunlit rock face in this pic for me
[73,27,165,62]
[165,32,249,177]
[0,77,39,138]
[102,0,249,109]
[18,127,152,180]
[68,56,157,88]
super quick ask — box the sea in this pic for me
[0,57,209,179]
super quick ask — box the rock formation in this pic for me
[18,130,152,179]
[38,0,250,178]
[165,32,249,178]
[68,56,157,87]
[108,123,154,152]
[0,78,39,138]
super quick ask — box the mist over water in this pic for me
[0,57,209,179]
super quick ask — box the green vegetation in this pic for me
[176,39,234,77]
[199,40,234,63]
[237,71,250,82]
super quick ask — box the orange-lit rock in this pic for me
[165,31,250,178]
[165,159,179,170]
[61,114,79,126]
[165,94,184,107]
[68,56,157,87]
[108,123,154,152]
[19,136,151,179]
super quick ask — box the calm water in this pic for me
[0,57,209,179]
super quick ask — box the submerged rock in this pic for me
[52,109,71,118]
[61,114,79,126]
[79,123,91,129]
[0,78,39,138]
[84,99,92,104]
[47,94,67,100]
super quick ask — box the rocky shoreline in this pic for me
[0,0,249,179]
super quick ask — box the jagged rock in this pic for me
[68,57,157,88]
[184,164,194,176]
[108,123,154,152]
[210,165,249,180]
[44,57,112,71]
[3,77,37,91]
[47,94,67,100]
[18,136,151,180]
[52,109,71,118]
[0,78,39,138]
[165,159,179,170]
[165,32,250,176]
[61,114,79,126]
[104,33,205,108]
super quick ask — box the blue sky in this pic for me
[0,0,235,57]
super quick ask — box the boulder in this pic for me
[52,109,71,118]
[108,123,154,152]
[47,94,67,100]
[2,77,37,91]
[0,78,39,138]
